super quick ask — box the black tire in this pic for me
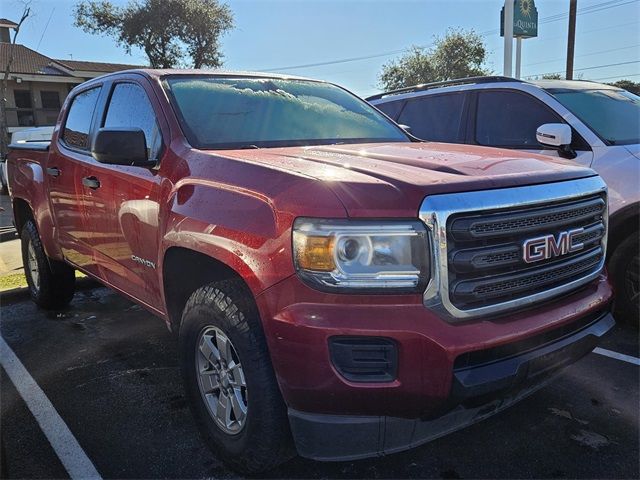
[179,279,294,474]
[20,219,75,309]
[609,233,640,325]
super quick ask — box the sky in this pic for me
[2,0,639,97]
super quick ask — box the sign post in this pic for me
[503,0,514,77]
[501,0,538,78]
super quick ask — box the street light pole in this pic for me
[566,0,577,80]
[504,0,514,76]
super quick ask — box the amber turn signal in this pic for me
[295,235,335,271]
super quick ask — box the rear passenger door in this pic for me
[472,89,593,166]
[396,92,469,143]
[48,85,102,271]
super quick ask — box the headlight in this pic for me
[292,218,430,293]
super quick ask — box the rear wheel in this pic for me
[179,279,293,473]
[20,219,75,309]
[610,233,639,325]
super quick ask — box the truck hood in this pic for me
[215,142,597,217]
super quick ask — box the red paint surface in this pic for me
[7,70,612,418]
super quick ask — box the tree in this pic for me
[378,29,490,91]
[608,79,640,95]
[1,4,31,157]
[74,0,234,69]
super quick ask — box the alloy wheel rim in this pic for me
[27,241,40,291]
[195,326,248,434]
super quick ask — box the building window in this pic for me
[40,91,61,109]
[13,89,34,127]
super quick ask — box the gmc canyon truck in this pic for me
[7,70,614,473]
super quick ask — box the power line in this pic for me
[591,72,640,80]
[527,60,640,78]
[261,48,407,73]
[524,44,640,68]
[259,0,639,72]
[36,7,55,51]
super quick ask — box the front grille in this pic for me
[447,193,606,310]
[450,197,604,240]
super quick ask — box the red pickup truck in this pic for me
[7,70,614,473]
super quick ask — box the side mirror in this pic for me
[536,123,576,159]
[92,128,153,166]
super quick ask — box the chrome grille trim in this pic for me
[419,177,608,320]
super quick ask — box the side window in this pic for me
[476,91,561,147]
[103,83,162,160]
[62,87,101,150]
[375,100,405,120]
[396,93,466,142]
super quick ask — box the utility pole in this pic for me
[566,0,577,80]
[503,0,514,76]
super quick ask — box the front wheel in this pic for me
[179,279,293,473]
[20,220,75,309]
[609,233,639,325]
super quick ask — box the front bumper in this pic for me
[257,273,612,417]
[288,311,614,461]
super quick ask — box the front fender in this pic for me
[160,176,347,296]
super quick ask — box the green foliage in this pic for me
[378,29,490,90]
[607,79,640,95]
[74,0,233,68]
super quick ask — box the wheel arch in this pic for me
[12,197,33,234]
[162,247,256,333]
[608,202,640,260]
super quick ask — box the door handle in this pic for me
[46,167,61,177]
[82,176,101,190]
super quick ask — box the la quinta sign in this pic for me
[501,0,538,38]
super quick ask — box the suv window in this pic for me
[375,100,405,120]
[396,93,466,142]
[62,87,101,150]
[104,83,162,160]
[476,90,560,147]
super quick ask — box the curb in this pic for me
[0,227,17,243]
[0,278,100,305]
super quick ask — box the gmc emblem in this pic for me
[522,228,585,263]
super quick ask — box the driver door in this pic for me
[80,79,166,309]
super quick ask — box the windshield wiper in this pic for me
[237,144,260,149]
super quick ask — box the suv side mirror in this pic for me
[536,123,576,159]
[92,128,153,166]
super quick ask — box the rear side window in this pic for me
[476,90,560,147]
[397,93,465,142]
[63,87,101,150]
[375,100,405,120]
[103,83,162,160]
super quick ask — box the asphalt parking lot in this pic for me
[1,287,638,479]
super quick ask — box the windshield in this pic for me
[547,88,640,145]
[164,76,409,149]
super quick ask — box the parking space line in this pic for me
[0,336,102,480]
[593,347,640,366]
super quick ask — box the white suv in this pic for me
[368,77,639,323]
